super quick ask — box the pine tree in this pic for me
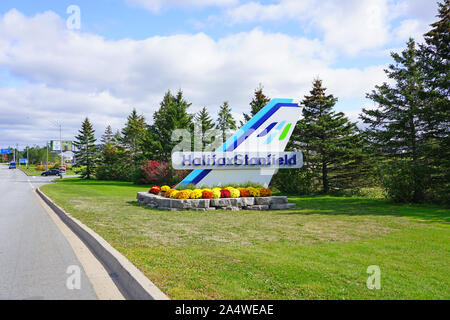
[101,125,114,145]
[296,79,362,193]
[241,84,270,126]
[361,39,430,202]
[121,109,147,164]
[194,107,214,150]
[418,0,450,203]
[146,90,193,160]
[216,101,237,143]
[73,117,97,179]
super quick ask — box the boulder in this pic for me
[270,196,288,204]
[210,199,231,207]
[246,205,270,211]
[270,203,296,210]
[255,197,272,206]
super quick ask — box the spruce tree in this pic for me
[101,125,114,145]
[242,84,270,126]
[216,101,237,143]
[73,117,97,179]
[121,109,147,164]
[361,39,430,202]
[419,0,450,202]
[146,90,193,160]
[194,107,214,150]
[296,79,362,193]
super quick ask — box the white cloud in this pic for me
[223,0,439,55]
[0,9,387,146]
[126,0,238,12]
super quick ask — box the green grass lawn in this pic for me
[40,178,450,300]
[19,164,75,176]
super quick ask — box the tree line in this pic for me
[74,1,448,204]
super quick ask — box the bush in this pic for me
[139,160,190,185]
[382,161,432,203]
[271,168,315,195]
[95,162,133,181]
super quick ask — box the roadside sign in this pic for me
[19,158,27,164]
[3,154,7,160]
[1,148,10,154]
[59,165,66,175]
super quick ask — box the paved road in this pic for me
[0,165,98,299]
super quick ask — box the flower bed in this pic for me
[137,185,296,211]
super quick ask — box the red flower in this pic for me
[239,189,250,197]
[202,190,213,199]
[149,187,160,195]
[220,189,231,198]
[152,185,161,192]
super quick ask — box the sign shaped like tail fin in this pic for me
[178,98,302,187]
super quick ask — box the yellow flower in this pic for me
[212,189,221,198]
[259,188,272,197]
[229,188,240,198]
[190,189,203,199]
[165,189,174,198]
[170,190,180,198]
[247,187,260,197]
[176,190,191,199]
[161,185,170,192]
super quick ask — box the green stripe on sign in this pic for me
[279,123,292,140]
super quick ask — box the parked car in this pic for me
[41,169,60,176]
[9,161,16,169]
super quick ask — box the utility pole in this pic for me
[46,141,49,170]
[59,124,64,179]
[26,146,29,169]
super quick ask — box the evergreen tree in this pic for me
[418,0,450,202]
[241,84,270,126]
[194,107,214,150]
[296,79,362,193]
[73,117,97,179]
[121,109,147,164]
[361,39,430,202]
[146,90,193,160]
[216,101,237,143]
[101,125,114,145]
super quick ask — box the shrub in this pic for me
[271,168,315,195]
[140,160,171,185]
[382,161,432,203]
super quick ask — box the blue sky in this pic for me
[0,0,440,147]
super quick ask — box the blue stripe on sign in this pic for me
[257,122,277,137]
[179,99,298,186]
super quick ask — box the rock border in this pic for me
[137,192,296,211]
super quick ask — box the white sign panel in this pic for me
[172,152,303,170]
